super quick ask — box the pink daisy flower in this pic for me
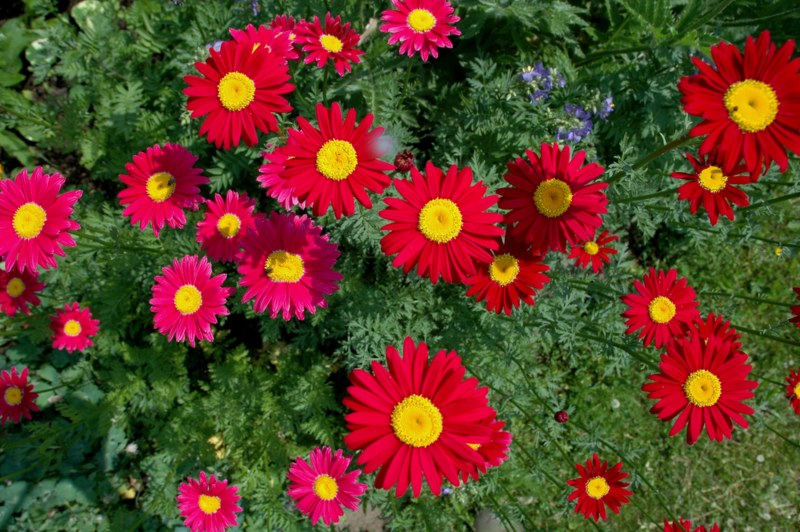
[237,212,343,320]
[257,147,305,210]
[0,367,39,425]
[150,255,233,347]
[287,446,368,526]
[0,266,45,316]
[297,13,364,76]
[229,23,299,62]
[177,471,242,532]
[0,167,82,273]
[196,191,261,264]
[50,302,100,353]
[270,14,302,45]
[118,143,208,237]
[380,0,462,61]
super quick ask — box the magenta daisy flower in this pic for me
[237,212,343,320]
[50,302,100,353]
[257,146,305,210]
[287,446,368,526]
[118,143,208,237]
[0,266,45,316]
[380,0,462,61]
[229,23,299,62]
[196,191,261,264]
[297,13,364,76]
[150,255,233,347]
[0,167,82,273]
[177,471,242,532]
[0,367,39,425]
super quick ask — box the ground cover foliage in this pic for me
[1,0,800,530]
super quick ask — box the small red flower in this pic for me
[393,150,415,173]
[664,518,720,532]
[196,191,261,264]
[568,230,618,273]
[567,454,632,522]
[671,152,751,225]
[380,0,461,62]
[786,368,800,415]
[50,302,100,353]
[790,287,800,328]
[229,23,298,62]
[0,267,45,316]
[177,471,242,532]
[297,13,364,76]
[554,410,569,423]
[0,367,39,425]
[270,14,302,47]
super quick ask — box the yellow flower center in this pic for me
[197,494,221,515]
[697,165,728,193]
[648,296,676,324]
[4,386,22,406]
[265,250,304,283]
[583,241,599,255]
[217,71,256,111]
[418,198,463,243]
[489,254,520,286]
[174,284,203,315]
[775,246,783,257]
[315,139,358,181]
[534,179,573,218]
[12,202,47,239]
[586,477,610,500]
[216,213,241,238]
[6,278,25,298]
[467,443,481,451]
[313,474,339,501]
[684,369,722,407]
[723,79,779,133]
[63,319,82,337]
[391,394,443,448]
[319,34,343,53]
[146,172,176,203]
[407,9,436,32]
[794,382,800,399]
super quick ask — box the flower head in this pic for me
[790,287,800,328]
[393,150,415,173]
[50,302,100,353]
[380,0,461,62]
[177,471,242,532]
[786,368,800,415]
[0,267,45,316]
[229,23,299,62]
[257,146,305,210]
[297,13,364,76]
[567,454,632,521]
[196,191,261,264]
[557,104,594,143]
[664,519,721,532]
[461,419,512,482]
[568,230,618,274]
[520,62,565,103]
[0,367,39,424]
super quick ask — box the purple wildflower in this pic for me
[519,62,565,104]
[556,104,593,143]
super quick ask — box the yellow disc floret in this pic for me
[489,254,520,286]
[534,179,573,218]
[320,34,343,53]
[197,494,221,515]
[217,71,256,111]
[724,79,779,133]
[315,140,358,181]
[12,202,47,239]
[265,250,305,283]
[6,278,25,298]
[684,369,722,407]
[146,172,176,203]
[418,198,463,243]
[408,9,436,32]
[63,319,82,337]
[648,296,676,324]
[174,284,203,315]
[697,165,728,193]
[583,241,600,255]
[391,394,444,448]
[4,386,22,406]
[585,477,610,500]
[794,382,800,399]
[216,213,241,238]
[313,474,339,501]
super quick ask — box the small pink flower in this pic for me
[380,0,461,62]
[0,367,39,424]
[177,471,242,532]
[50,302,100,353]
[0,267,45,316]
[196,191,261,264]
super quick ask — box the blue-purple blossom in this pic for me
[557,104,593,143]
[519,63,566,104]
[598,96,614,120]
[205,40,224,52]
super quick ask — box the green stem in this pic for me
[742,191,800,211]
[486,491,519,532]
[614,188,677,204]
[607,132,692,186]
[576,45,651,66]
[733,324,800,348]
[762,422,800,450]
[700,292,793,308]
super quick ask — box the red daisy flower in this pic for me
[678,31,800,178]
[380,162,504,284]
[150,255,233,347]
[0,167,82,273]
[786,368,800,415]
[237,212,342,320]
[642,328,758,445]
[229,23,299,62]
[498,143,608,253]
[287,446,368,526]
[270,14,301,43]
[297,13,364,76]
[567,454,632,522]
[464,236,550,315]
[379,0,462,62]
[118,143,208,237]
[196,191,261,264]
[343,337,496,497]
[461,419,512,482]
[790,287,800,328]
[0,367,39,425]
[177,471,242,532]
[568,230,619,274]
[0,266,45,316]
[50,302,100,353]
[257,146,305,210]
[690,312,742,356]
[184,39,294,149]
[671,152,751,225]
[621,268,701,349]
[281,102,394,218]
[664,519,721,532]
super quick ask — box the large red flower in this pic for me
[671,152,751,225]
[0,266,44,316]
[568,230,618,274]
[678,31,800,178]
[343,337,496,497]
[380,162,504,284]
[297,13,364,76]
[790,287,800,328]
[281,102,394,219]
[786,369,800,415]
[184,39,294,149]
[498,143,608,253]
[642,327,758,445]
[229,23,298,62]
[0,367,39,425]
[50,302,100,353]
[196,191,261,264]
[567,454,632,522]
[664,519,720,532]
[380,0,461,62]
[621,268,700,349]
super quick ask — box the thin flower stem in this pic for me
[486,491,520,532]
[742,191,800,211]
[606,132,693,186]
[701,291,793,307]
[614,188,678,204]
[762,422,800,450]
[732,324,800,348]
